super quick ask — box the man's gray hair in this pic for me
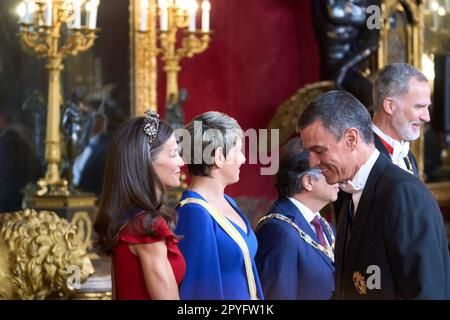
[297,90,374,145]
[373,63,428,113]
[184,111,243,176]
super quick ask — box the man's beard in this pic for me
[395,121,421,142]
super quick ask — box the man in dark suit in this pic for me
[372,63,431,177]
[297,90,450,299]
[73,112,110,196]
[255,137,339,300]
[0,108,40,212]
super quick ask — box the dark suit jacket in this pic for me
[0,129,40,212]
[373,132,419,177]
[334,132,420,221]
[255,197,336,300]
[78,134,110,196]
[335,153,450,299]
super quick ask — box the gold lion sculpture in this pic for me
[0,209,94,299]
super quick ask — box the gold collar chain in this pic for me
[258,213,335,262]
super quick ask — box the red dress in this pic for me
[113,214,186,299]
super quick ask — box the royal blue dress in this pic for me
[175,190,264,300]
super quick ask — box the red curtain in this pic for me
[157,0,320,201]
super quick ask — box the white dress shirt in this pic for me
[288,197,330,247]
[339,149,380,214]
[372,124,410,173]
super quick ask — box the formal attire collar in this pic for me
[340,149,380,212]
[287,197,318,225]
[340,149,380,193]
[372,124,410,158]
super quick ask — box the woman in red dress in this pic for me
[94,111,185,300]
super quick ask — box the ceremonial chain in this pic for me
[258,213,335,262]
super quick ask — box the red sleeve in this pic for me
[118,215,174,245]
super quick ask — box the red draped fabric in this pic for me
[157,0,320,201]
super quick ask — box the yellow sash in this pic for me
[178,197,258,300]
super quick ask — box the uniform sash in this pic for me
[178,197,258,300]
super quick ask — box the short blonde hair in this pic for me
[184,111,243,176]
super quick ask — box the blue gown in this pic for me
[175,190,264,300]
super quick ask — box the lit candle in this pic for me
[431,1,439,11]
[201,0,210,32]
[73,0,82,29]
[175,0,185,12]
[433,11,439,29]
[26,0,36,24]
[159,0,168,31]
[45,0,53,26]
[140,0,149,32]
[188,0,197,32]
[86,0,99,29]
[17,1,27,24]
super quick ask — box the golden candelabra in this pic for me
[134,0,211,114]
[17,0,100,196]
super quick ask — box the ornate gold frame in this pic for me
[378,0,423,67]
[129,0,158,116]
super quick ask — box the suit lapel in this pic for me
[335,192,351,296]
[375,132,419,178]
[373,133,390,157]
[275,197,334,270]
[406,151,419,177]
[342,154,389,276]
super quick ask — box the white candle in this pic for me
[86,0,99,29]
[73,0,82,29]
[45,0,53,26]
[433,11,439,29]
[140,0,149,32]
[159,0,168,31]
[431,1,439,11]
[188,0,197,32]
[17,1,27,24]
[201,0,210,32]
[26,0,36,24]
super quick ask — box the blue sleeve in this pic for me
[176,204,224,300]
[255,221,299,300]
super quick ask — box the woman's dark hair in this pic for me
[94,116,176,255]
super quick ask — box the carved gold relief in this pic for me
[130,0,158,116]
[0,209,94,299]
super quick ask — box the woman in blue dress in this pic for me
[176,111,263,300]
